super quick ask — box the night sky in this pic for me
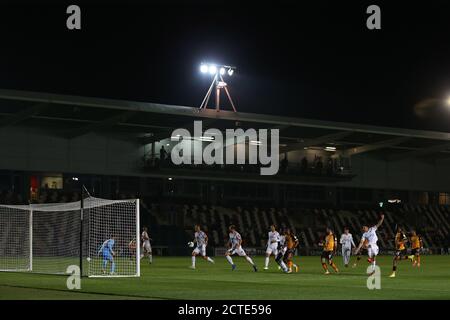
[1,1,450,131]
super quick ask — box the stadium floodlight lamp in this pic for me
[199,63,235,77]
[199,62,237,112]
[200,64,208,73]
[208,65,217,75]
[446,96,450,106]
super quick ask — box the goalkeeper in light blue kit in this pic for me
[99,236,116,275]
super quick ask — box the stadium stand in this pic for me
[148,199,450,253]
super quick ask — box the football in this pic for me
[188,241,194,248]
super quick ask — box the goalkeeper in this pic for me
[99,236,116,275]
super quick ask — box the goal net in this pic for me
[0,196,140,277]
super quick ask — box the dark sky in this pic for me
[1,1,450,131]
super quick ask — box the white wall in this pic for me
[0,127,140,175]
[337,153,450,192]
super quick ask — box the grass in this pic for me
[0,255,449,300]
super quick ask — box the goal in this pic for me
[0,196,140,277]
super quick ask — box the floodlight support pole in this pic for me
[215,86,220,112]
[220,75,237,112]
[203,77,215,110]
[199,75,216,110]
[203,86,213,111]
[199,72,237,112]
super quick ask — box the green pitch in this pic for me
[0,255,449,300]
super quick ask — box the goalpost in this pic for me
[0,196,140,277]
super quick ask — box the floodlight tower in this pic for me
[199,63,237,112]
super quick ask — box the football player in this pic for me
[389,226,413,278]
[225,225,257,272]
[140,226,152,264]
[409,230,423,267]
[190,224,215,269]
[128,238,137,261]
[340,227,356,267]
[319,228,339,275]
[264,224,280,270]
[354,214,385,276]
[98,236,116,275]
[284,228,299,272]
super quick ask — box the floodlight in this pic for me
[198,62,237,112]
[447,96,450,106]
[200,64,208,73]
[208,65,217,75]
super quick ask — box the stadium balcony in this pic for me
[139,154,356,183]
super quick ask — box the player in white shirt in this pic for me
[264,224,280,270]
[190,224,215,269]
[279,233,287,255]
[340,227,356,267]
[277,231,288,271]
[140,226,152,264]
[354,214,384,275]
[225,225,258,272]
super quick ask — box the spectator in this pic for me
[301,157,308,174]
[315,156,323,174]
[326,157,333,176]
[280,154,288,174]
[160,145,167,161]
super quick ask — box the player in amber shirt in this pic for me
[409,230,423,267]
[284,229,299,273]
[319,228,339,275]
[389,226,413,278]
